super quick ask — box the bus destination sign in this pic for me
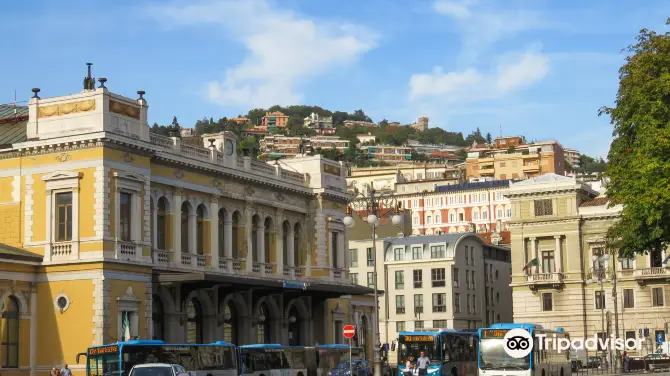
[89,345,118,355]
[481,330,508,338]
[402,335,433,342]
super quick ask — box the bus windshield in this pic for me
[88,353,121,376]
[398,336,440,365]
[479,338,530,370]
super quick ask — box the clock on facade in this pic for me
[225,139,234,155]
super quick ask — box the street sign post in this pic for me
[344,325,356,376]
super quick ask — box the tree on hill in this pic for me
[465,127,486,145]
[602,18,670,258]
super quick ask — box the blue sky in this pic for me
[2,1,669,158]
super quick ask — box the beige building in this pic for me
[259,135,349,158]
[361,145,412,163]
[466,136,566,181]
[507,173,669,356]
[347,164,461,194]
[348,234,513,364]
[564,148,581,169]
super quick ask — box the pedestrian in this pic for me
[417,351,430,376]
[50,367,60,376]
[404,355,414,376]
[623,351,630,373]
[60,363,72,376]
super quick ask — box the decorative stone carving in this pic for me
[109,100,141,120]
[174,170,184,179]
[245,186,255,195]
[213,179,222,188]
[55,153,71,162]
[123,153,134,163]
[38,99,96,118]
[174,187,184,196]
[275,193,284,202]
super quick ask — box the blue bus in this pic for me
[76,340,238,376]
[478,323,571,376]
[397,329,478,376]
[239,344,365,376]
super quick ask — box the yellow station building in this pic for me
[0,72,377,376]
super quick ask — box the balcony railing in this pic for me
[154,249,171,264]
[118,241,136,257]
[252,262,261,273]
[181,253,192,266]
[147,131,308,188]
[526,272,565,290]
[263,263,274,274]
[283,265,294,277]
[634,267,670,286]
[52,242,72,258]
[333,268,344,280]
[196,254,208,267]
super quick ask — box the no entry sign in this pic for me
[343,324,356,339]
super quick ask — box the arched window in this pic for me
[257,303,270,343]
[152,295,163,340]
[264,217,273,264]
[294,223,302,266]
[222,302,238,345]
[232,212,240,259]
[181,202,190,253]
[218,209,226,258]
[282,221,290,267]
[1,295,19,367]
[251,215,260,262]
[196,205,205,255]
[186,299,202,344]
[157,198,168,250]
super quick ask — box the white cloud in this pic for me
[150,0,378,108]
[433,1,473,19]
[409,50,549,103]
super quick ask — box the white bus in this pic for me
[478,323,571,376]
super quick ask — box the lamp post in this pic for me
[344,184,404,376]
[586,253,615,371]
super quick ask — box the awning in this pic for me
[153,271,379,297]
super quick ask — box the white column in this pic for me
[45,190,53,262]
[73,187,80,259]
[210,197,220,269]
[530,237,538,273]
[188,213,197,254]
[276,225,284,275]
[173,191,183,262]
[554,235,562,273]
[245,203,253,272]
[29,284,37,376]
[287,231,295,267]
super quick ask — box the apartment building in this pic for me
[361,144,412,163]
[304,112,335,135]
[466,136,565,180]
[262,111,290,129]
[357,133,376,144]
[564,148,581,169]
[507,174,669,356]
[347,164,461,193]
[396,180,512,237]
[348,234,513,363]
[260,135,349,158]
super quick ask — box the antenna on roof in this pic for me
[12,89,16,118]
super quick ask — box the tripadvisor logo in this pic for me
[503,329,644,358]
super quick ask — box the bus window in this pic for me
[89,354,120,376]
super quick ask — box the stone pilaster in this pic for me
[92,274,111,345]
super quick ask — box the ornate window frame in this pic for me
[43,171,82,262]
[117,287,140,340]
[113,172,146,259]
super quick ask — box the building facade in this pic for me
[344,120,377,128]
[411,117,429,132]
[466,137,565,181]
[564,148,581,170]
[347,164,462,194]
[361,145,412,163]
[507,174,669,357]
[397,181,513,237]
[259,136,350,159]
[261,111,289,129]
[0,81,373,375]
[348,234,513,364]
[303,113,335,135]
